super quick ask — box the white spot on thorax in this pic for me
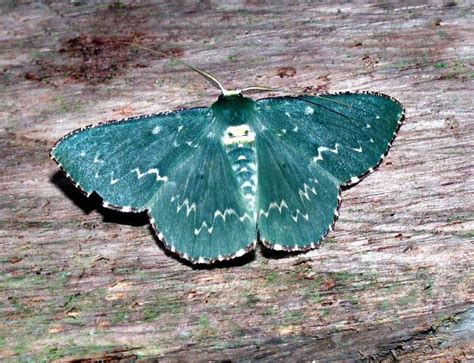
[222,124,256,145]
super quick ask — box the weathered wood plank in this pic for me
[0,1,472,361]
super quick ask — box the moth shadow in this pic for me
[50,171,148,227]
[260,243,316,260]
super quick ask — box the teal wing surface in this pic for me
[52,108,256,263]
[255,92,404,250]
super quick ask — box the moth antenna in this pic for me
[120,42,227,93]
[240,86,288,94]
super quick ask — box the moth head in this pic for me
[222,124,256,145]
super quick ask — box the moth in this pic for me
[51,62,404,264]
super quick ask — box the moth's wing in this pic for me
[52,108,256,263]
[149,137,256,263]
[255,92,404,250]
[51,108,210,211]
[255,129,340,250]
[257,92,404,186]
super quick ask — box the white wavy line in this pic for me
[176,198,196,216]
[298,183,317,201]
[194,209,253,235]
[132,167,168,182]
[214,208,237,221]
[259,200,289,218]
[194,220,213,235]
[313,144,340,162]
[291,209,310,222]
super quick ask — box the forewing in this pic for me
[51,108,210,211]
[256,92,404,185]
[148,138,256,263]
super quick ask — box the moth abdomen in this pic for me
[223,125,258,215]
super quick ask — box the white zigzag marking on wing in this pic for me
[291,209,310,222]
[259,201,309,222]
[313,144,340,162]
[175,198,196,216]
[259,200,289,218]
[93,154,104,164]
[214,208,238,221]
[194,208,252,235]
[350,141,364,153]
[132,167,168,182]
[298,183,317,201]
[186,140,199,148]
[194,221,213,235]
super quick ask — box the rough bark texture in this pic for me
[1,1,473,361]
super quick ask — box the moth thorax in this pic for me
[222,124,256,146]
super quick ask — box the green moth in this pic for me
[51,65,404,264]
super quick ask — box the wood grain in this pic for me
[1,1,472,361]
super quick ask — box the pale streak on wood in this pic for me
[0,1,472,361]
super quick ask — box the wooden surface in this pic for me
[1,1,473,361]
